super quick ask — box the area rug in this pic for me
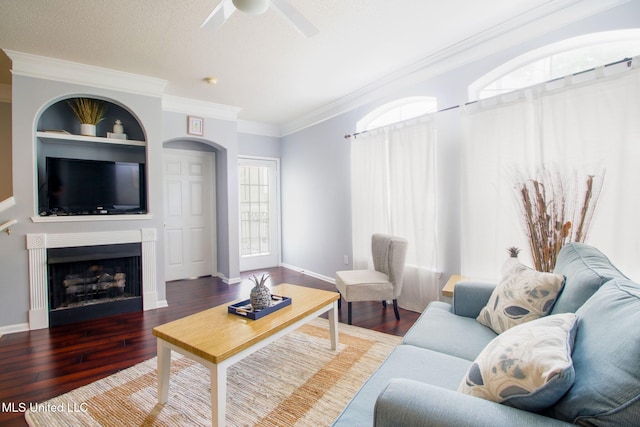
[25,318,400,426]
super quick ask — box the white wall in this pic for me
[279,1,640,296]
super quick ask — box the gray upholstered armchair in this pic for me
[335,234,408,324]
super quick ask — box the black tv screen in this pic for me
[45,157,146,215]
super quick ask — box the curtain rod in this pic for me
[344,105,459,140]
[344,56,635,140]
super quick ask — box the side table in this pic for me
[441,274,467,298]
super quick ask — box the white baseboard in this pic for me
[0,322,30,335]
[156,300,169,308]
[217,272,242,285]
[280,263,336,285]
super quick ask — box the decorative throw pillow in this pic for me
[477,262,565,334]
[458,313,577,412]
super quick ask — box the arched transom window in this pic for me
[469,30,640,101]
[357,96,437,133]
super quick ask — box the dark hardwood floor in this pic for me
[0,267,420,426]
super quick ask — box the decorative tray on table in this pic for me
[228,295,292,320]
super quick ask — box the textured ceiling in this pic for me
[0,0,575,125]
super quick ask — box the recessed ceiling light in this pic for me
[204,77,218,85]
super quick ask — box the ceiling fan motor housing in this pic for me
[233,0,270,15]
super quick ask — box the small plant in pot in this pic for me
[249,274,271,310]
[67,98,106,136]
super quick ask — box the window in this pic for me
[357,96,437,132]
[469,30,640,101]
[240,165,271,257]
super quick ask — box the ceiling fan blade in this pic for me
[270,0,319,38]
[201,0,237,30]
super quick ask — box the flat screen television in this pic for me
[43,157,147,215]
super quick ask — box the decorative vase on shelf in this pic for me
[249,274,271,310]
[80,123,96,137]
[66,98,105,138]
[113,119,124,134]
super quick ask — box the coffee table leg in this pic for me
[210,362,226,426]
[329,300,338,350]
[157,339,171,404]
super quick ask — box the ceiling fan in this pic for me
[201,0,319,38]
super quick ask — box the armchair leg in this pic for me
[348,302,352,325]
[382,300,387,307]
[392,299,400,321]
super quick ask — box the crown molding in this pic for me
[0,84,10,103]
[280,0,630,136]
[162,94,242,121]
[3,50,168,98]
[237,120,282,137]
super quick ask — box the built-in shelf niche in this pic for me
[35,97,149,220]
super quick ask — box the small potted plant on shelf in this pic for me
[67,98,106,137]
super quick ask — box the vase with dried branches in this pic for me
[514,168,604,272]
[67,98,106,137]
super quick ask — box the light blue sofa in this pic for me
[333,243,640,426]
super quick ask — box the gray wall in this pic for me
[0,101,10,199]
[238,132,281,158]
[279,1,640,293]
[1,75,165,329]
[281,115,352,278]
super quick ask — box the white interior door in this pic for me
[164,149,216,281]
[239,158,280,271]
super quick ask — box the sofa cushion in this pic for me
[551,242,627,314]
[549,279,640,425]
[332,344,471,426]
[403,301,497,361]
[458,313,577,412]
[477,263,565,334]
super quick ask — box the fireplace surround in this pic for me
[27,229,160,330]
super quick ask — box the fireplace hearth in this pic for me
[48,243,142,326]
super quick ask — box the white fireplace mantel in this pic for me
[26,229,160,330]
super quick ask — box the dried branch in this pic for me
[514,167,604,272]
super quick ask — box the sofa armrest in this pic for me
[374,379,573,427]
[452,281,496,318]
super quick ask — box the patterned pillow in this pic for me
[458,313,577,411]
[477,262,565,334]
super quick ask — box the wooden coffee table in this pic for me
[152,283,340,426]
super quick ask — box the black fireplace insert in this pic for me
[47,243,142,327]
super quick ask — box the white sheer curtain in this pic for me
[351,118,439,312]
[461,59,640,280]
